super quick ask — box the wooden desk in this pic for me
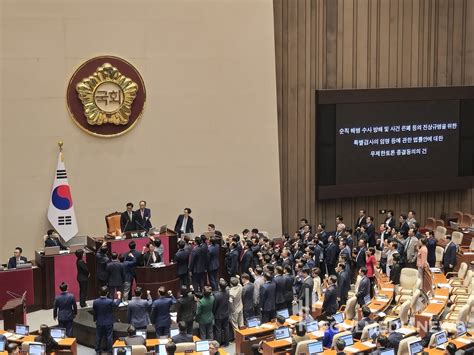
[0,266,42,318]
[424,335,474,354]
[0,331,77,355]
[456,250,474,272]
[113,336,200,349]
[35,252,79,309]
[234,316,301,354]
[135,264,180,296]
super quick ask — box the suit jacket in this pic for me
[96,251,109,282]
[150,296,177,327]
[399,222,409,237]
[313,245,322,268]
[356,276,370,305]
[213,289,230,320]
[340,247,351,263]
[174,248,190,276]
[355,247,367,269]
[208,244,220,272]
[93,296,120,326]
[226,248,239,276]
[242,282,254,312]
[106,261,125,287]
[325,242,339,265]
[174,214,194,234]
[239,249,253,275]
[298,276,314,308]
[385,217,396,228]
[443,242,457,268]
[143,251,161,266]
[76,259,90,282]
[355,216,367,229]
[134,208,152,231]
[189,244,208,273]
[45,237,66,249]
[274,275,286,304]
[229,284,243,313]
[366,224,376,247]
[7,256,27,269]
[172,332,193,344]
[322,284,338,316]
[259,281,276,311]
[127,296,152,328]
[390,263,401,285]
[282,274,294,302]
[53,292,77,321]
[176,294,196,323]
[403,236,417,264]
[120,211,136,232]
[337,269,351,302]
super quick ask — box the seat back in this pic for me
[399,299,411,325]
[462,270,473,287]
[453,211,463,223]
[332,331,351,349]
[397,336,419,355]
[461,213,473,228]
[21,342,43,352]
[457,262,468,279]
[457,303,471,324]
[131,345,147,355]
[105,211,122,236]
[435,219,445,227]
[409,289,421,313]
[399,268,418,290]
[435,246,444,267]
[424,217,436,231]
[345,296,357,321]
[360,323,380,341]
[470,238,474,251]
[295,339,317,354]
[435,226,447,241]
[452,231,464,246]
[175,342,196,352]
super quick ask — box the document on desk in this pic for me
[430,299,444,304]
[362,341,376,348]
[344,346,360,353]
[312,331,324,338]
[260,324,274,329]
[286,318,297,325]
[340,323,353,330]
[456,337,473,344]
[395,327,414,335]
[437,283,451,289]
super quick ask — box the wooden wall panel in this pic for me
[274,0,474,233]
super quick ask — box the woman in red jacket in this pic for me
[365,247,377,297]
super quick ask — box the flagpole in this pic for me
[58,140,63,161]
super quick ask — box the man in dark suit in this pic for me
[325,236,339,276]
[207,237,220,291]
[213,279,230,347]
[75,249,89,308]
[239,241,253,276]
[241,273,255,321]
[7,247,27,269]
[443,235,457,275]
[172,321,193,344]
[189,236,208,293]
[398,214,409,237]
[322,275,338,318]
[127,287,152,329]
[339,240,351,262]
[274,266,286,311]
[336,263,350,306]
[365,217,376,247]
[283,266,295,315]
[143,242,161,266]
[174,208,194,234]
[259,272,276,323]
[297,267,314,309]
[175,240,190,287]
[355,239,367,271]
[106,252,125,297]
[44,229,67,249]
[176,286,195,334]
[356,267,371,306]
[355,209,367,230]
[150,287,176,337]
[95,244,109,288]
[123,240,142,298]
[354,306,373,340]
[120,202,136,233]
[93,286,121,354]
[225,242,239,279]
[385,210,396,229]
[53,282,77,337]
[134,200,152,231]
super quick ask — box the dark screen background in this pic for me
[334,100,460,185]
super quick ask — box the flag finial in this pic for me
[58,141,63,152]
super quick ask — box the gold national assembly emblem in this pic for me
[67,56,146,137]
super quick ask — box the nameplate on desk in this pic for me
[150,263,165,268]
[430,300,444,304]
[381,288,393,292]
[437,283,451,289]
[464,252,474,255]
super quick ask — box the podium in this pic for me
[2,292,26,330]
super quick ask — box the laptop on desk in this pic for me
[457,322,467,337]
[407,338,424,355]
[274,327,291,341]
[28,343,46,355]
[307,340,323,354]
[434,330,448,349]
[276,309,289,319]
[50,327,66,341]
